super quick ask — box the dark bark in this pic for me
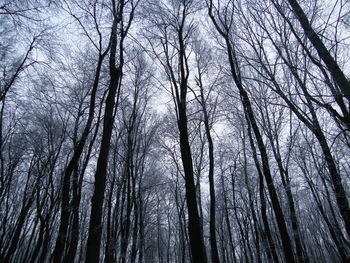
[177,13,207,262]
[63,167,82,263]
[208,3,296,261]
[174,181,187,263]
[29,221,45,263]
[51,50,108,263]
[84,0,139,260]
[231,175,250,262]
[286,0,350,102]
[120,127,134,263]
[66,107,102,263]
[177,104,208,263]
[300,163,350,262]
[254,21,350,243]
[276,41,350,242]
[2,199,33,262]
[271,1,350,130]
[84,65,121,262]
[1,162,37,263]
[130,195,139,263]
[219,162,237,263]
[246,121,280,263]
[137,191,144,263]
[85,20,122,263]
[0,38,36,102]
[104,170,117,263]
[260,104,309,263]
[314,129,350,239]
[156,4,208,261]
[197,65,220,263]
[242,130,262,263]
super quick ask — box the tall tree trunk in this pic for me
[66,114,101,263]
[52,51,107,263]
[2,170,35,263]
[177,104,208,263]
[218,32,295,263]
[85,14,123,262]
[208,4,296,262]
[84,0,137,259]
[219,162,237,263]
[172,12,208,263]
[104,175,117,263]
[138,191,144,263]
[246,121,280,263]
[260,104,309,263]
[197,63,220,263]
[120,130,134,263]
[130,194,139,263]
[300,164,350,262]
[226,43,295,263]
[256,30,350,243]
[286,0,350,102]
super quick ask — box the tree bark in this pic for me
[197,66,220,263]
[287,0,350,102]
[208,3,296,261]
[52,51,107,263]
[177,103,208,263]
[84,13,123,261]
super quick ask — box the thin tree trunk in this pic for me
[260,104,309,263]
[197,64,220,263]
[130,181,139,263]
[51,51,108,263]
[301,165,350,262]
[246,121,280,263]
[219,163,237,263]
[2,188,34,262]
[52,67,98,261]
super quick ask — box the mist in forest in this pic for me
[1,0,350,262]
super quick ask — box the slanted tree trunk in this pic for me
[208,2,296,262]
[51,50,108,263]
[286,0,350,102]
[265,36,350,241]
[245,118,279,263]
[258,102,309,263]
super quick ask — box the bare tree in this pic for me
[285,0,350,102]
[207,1,296,262]
[85,0,140,262]
[143,1,208,262]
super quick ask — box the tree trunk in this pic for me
[177,104,208,263]
[52,51,107,263]
[208,4,296,261]
[197,66,220,263]
[287,0,350,102]
[225,36,295,263]
[84,16,122,261]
